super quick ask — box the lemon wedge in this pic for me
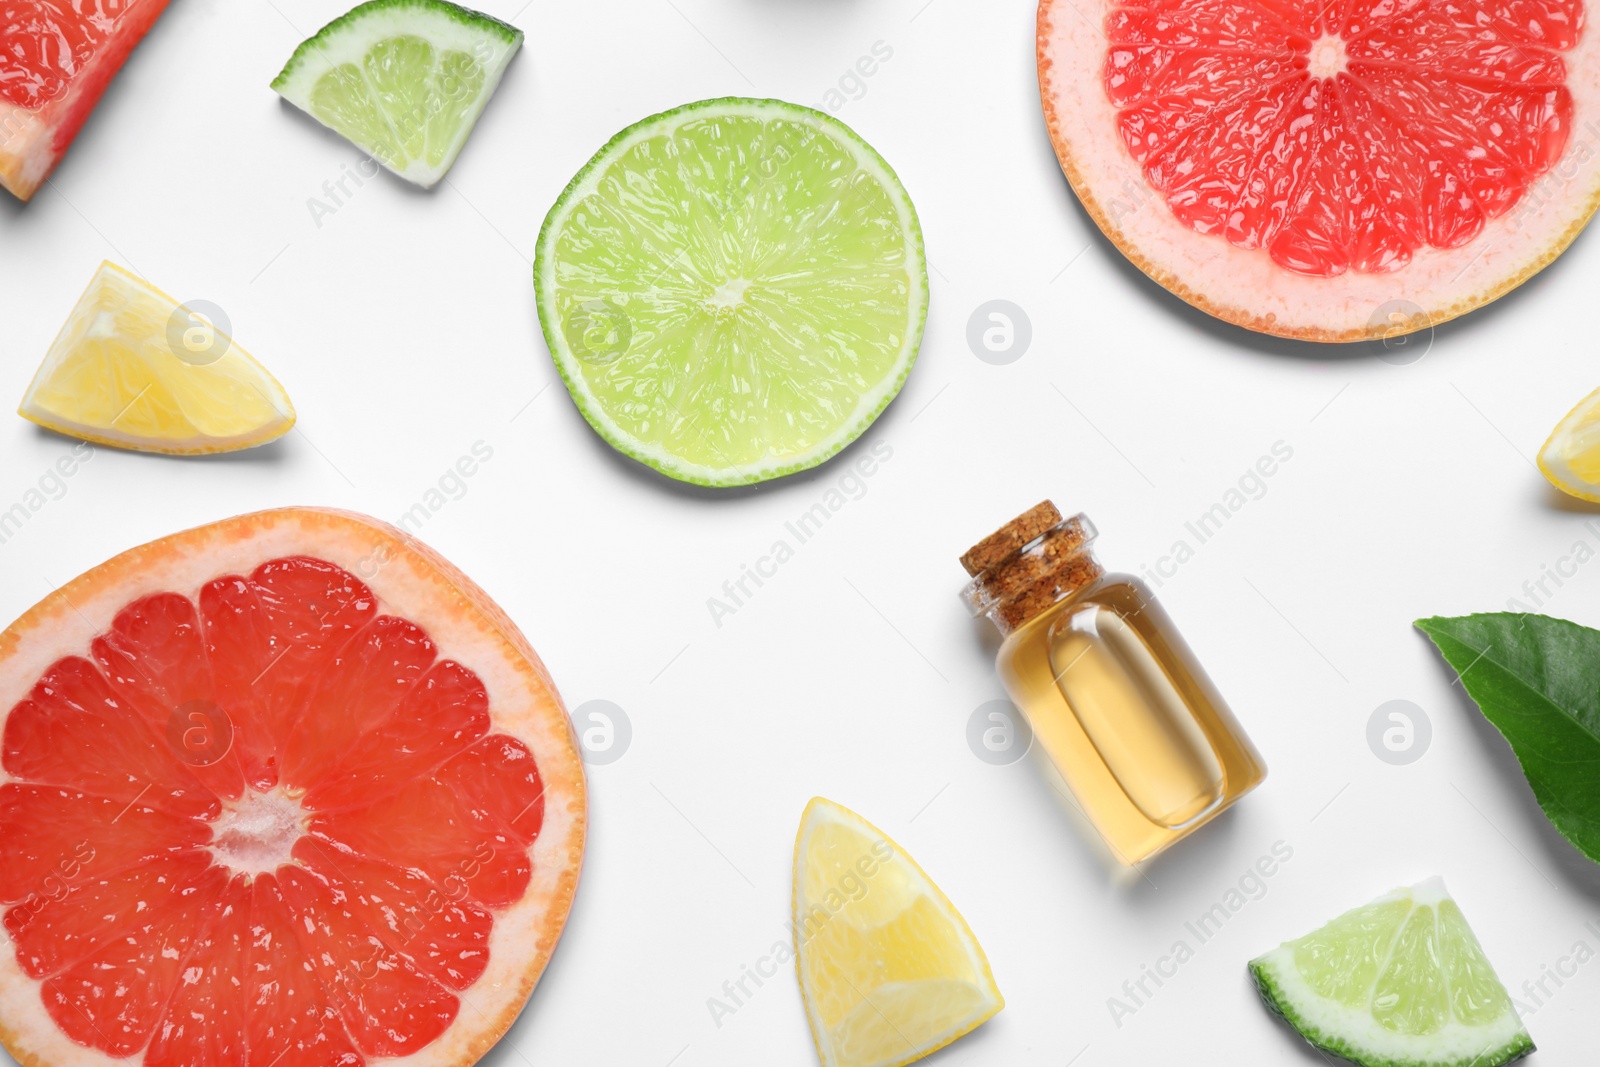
[18,262,294,454]
[1538,386,1600,503]
[792,798,1003,1067]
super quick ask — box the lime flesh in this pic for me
[1250,879,1533,1067]
[271,0,521,187]
[534,98,927,487]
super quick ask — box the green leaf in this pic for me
[1416,612,1600,865]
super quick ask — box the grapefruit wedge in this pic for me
[1,0,173,202]
[1039,0,1600,340]
[0,508,586,1067]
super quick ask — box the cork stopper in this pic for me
[959,502,1102,634]
[960,501,1062,577]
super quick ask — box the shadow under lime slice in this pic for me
[534,98,928,488]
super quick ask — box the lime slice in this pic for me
[534,98,927,487]
[271,0,522,187]
[1249,879,1533,1067]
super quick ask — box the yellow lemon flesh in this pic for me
[19,262,294,454]
[1538,386,1600,503]
[792,797,1003,1067]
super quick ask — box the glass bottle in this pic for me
[960,501,1266,865]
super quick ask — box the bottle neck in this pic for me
[960,513,1103,636]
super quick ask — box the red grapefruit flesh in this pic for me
[1,0,172,202]
[1039,0,1600,339]
[0,508,585,1067]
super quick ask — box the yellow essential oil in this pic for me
[961,502,1265,865]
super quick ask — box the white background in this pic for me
[4,0,1600,1064]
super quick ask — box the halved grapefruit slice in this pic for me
[0,508,586,1067]
[1039,0,1600,340]
[1,0,173,202]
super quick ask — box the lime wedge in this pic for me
[534,98,927,487]
[271,0,521,187]
[1249,879,1533,1067]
